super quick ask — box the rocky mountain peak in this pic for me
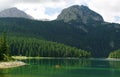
[0,7,33,19]
[57,5,104,23]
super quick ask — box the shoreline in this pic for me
[12,56,120,61]
[12,56,82,60]
[0,61,26,69]
[89,58,120,61]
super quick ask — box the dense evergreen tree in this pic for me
[0,33,10,61]
[108,49,120,58]
[8,36,91,58]
[0,18,120,57]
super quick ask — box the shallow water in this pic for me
[0,58,120,77]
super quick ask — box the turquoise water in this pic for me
[0,59,120,77]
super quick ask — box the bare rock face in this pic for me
[57,5,104,23]
[0,7,33,19]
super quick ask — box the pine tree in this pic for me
[0,32,10,61]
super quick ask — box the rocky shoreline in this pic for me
[0,61,26,69]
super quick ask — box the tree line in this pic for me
[8,36,91,58]
[108,49,120,58]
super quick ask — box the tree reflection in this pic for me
[109,61,120,69]
[0,69,6,77]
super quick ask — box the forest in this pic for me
[8,36,91,58]
[109,49,120,58]
[0,18,120,58]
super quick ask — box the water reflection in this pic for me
[109,61,120,69]
[0,69,5,77]
[1,59,120,77]
[23,59,91,68]
[2,59,92,77]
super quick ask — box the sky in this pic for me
[0,0,120,23]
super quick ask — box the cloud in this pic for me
[0,0,15,10]
[0,0,120,23]
[14,0,89,20]
[0,0,68,20]
[0,0,91,20]
[88,0,120,23]
[16,3,59,20]
[14,2,65,20]
[0,0,61,11]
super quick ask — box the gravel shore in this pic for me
[0,61,26,69]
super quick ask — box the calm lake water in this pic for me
[0,58,120,77]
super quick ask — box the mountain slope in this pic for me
[8,36,91,57]
[0,17,120,57]
[0,5,120,57]
[57,5,104,23]
[0,7,33,19]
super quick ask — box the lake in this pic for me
[0,58,120,77]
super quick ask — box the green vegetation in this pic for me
[108,49,120,58]
[0,33,91,58]
[8,36,91,58]
[0,18,120,57]
[0,33,11,61]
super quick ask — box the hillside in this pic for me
[0,5,120,57]
[57,5,103,23]
[8,36,91,58]
[0,7,33,19]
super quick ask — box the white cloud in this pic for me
[16,3,59,20]
[0,0,61,11]
[0,0,15,11]
[15,0,89,20]
[0,0,120,23]
[88,0,120,23]
[14,2,64,20]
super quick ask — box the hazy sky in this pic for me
[0,0,120,23]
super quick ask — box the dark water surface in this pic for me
[0,58,120,77]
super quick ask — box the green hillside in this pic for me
[0,18,120,57]
[7,36,91,58]
[108,49,120,58]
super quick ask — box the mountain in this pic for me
[0,5,120,58]
[0,7,33,19]
[57,5,104,23]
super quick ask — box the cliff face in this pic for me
[0,7,33,19]
[57,5,104,23]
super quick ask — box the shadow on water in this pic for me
[1,59,120,77]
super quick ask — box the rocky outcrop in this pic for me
[0,7,33,19]
[57,5,104,23]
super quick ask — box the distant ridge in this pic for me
[0,7,33,19]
